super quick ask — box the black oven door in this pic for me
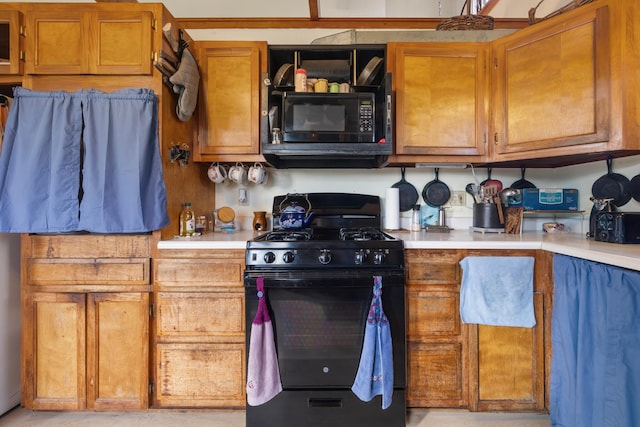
[244,269,406,389]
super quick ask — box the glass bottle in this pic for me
[411,204,421,231]
[179,202,195,237]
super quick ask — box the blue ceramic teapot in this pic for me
[279,194,313,229]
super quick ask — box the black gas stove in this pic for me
[244,193,407,427]
[245,193,404,269]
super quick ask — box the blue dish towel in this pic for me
[246,277,282,406]
[459,256,536,328]
[352,276,394,410]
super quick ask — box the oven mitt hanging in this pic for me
[169,47,199,122]
[246,276,283,406]
[352,276,394,410]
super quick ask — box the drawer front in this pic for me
[28,258,150,285]
[29,234,150,258]
[155,343,246,408]
[156,292,245,342]
[408,290,461,338]
[406,250,460,289]
[407,341,466,407]
[154,258,244,289]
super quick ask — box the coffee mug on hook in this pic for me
[248,162,267,184]
[229,162,248,184]
[207,162,227,184]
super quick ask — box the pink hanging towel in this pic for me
[246,276,283,406]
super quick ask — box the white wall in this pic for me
[218,156,640,233]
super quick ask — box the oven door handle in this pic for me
[244,270,405,288]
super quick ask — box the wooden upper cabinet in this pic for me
[25,6,153,75]
[492,4,610,160]
[194,41,267,160]
[0,10,24,75]
[388,42,488,161]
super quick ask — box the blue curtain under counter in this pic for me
[551,254,640,427]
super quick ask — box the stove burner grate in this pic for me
[339,227,388,241]
[262,229,313,242]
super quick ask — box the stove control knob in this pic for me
[264,252,276,264]
[373,250,386,265]
[319,249,332,265]
[354,250,365,265]
[282,251,295,263]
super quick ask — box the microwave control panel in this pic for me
[359,101,373,133]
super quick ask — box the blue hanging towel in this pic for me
[352,276,394,410]
[459,256,536,328]
[246,277,282,406]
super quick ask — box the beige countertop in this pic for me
[158,229,640,272]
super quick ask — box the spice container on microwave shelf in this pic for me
[294,68,307,92]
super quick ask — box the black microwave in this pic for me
[262,73,393,168]
[282,92,376,143]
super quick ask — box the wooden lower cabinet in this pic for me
[406,250,468,408]
[152,250,246,408]
[21,234,152,411]
[405,249,546,412]
[22,292,150,410]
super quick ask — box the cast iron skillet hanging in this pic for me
[629,173,640,203]
[591,157,631,207]
[480,167,503,192]
[392,167,419,212]
[511,167,537,189]
[422,168,451,207]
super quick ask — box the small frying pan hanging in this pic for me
[629,173,640,203]
[480,168,503,192]
[392,167,419,212]
[591,157,631,207]
[511,167,536,189]
[422,168,451,207]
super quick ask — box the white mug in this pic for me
[248,162,267,184]
[207,162,227,184]
[228,162,248,184]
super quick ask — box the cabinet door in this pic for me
[195,41,266,158]
[492,5,610,159]
[23,293,86,410]
[90,10,153,75]
[87,292,149,410]
[389,42,488,159]
[0,10,24,75]
[25,7,153,75]
[469,292,545,411]
[25,8,88,74]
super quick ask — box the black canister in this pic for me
[473,203,503,229]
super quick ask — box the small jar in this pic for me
[295,68,307,92]
[411,204,421,231]
[314,78,328,93]
[195,216,207,235]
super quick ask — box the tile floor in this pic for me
[0,405,550,426]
